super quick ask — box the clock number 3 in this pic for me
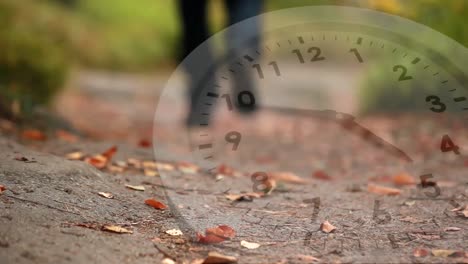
[426,95,446,113]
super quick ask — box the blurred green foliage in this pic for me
[0,0,69,119]
[359,0,468,113]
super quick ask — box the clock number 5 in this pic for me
[426,95,446,113]
[419,174,441,198]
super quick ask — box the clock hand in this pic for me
[260,105,413,163]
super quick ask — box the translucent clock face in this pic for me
[154,6,467,261]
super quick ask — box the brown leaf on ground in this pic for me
[125,184,145,191]
[367,184,402,196]
[101,145,118,161]
[393,172,416,186]
[101,224,133,234]
[85,155,107,169]
[145,198,167,210]
[98,192,114,199]
[225,192,263,202]
[138,139,152,148]
[21,129,47,141]
[202,251,237,264]
[216,164,235,176]
[196,225,236,244]
[320,221,336,233]
[14,156,30,162]
[66,151,84,160]
[413,248,429,257]
[312,170,332,181]
[0,185,6,194]
[269,172,307,184]
[55,130,78,143]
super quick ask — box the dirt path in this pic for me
[0,70,467,263]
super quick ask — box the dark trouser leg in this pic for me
[178,0,215,126]
[225,0,263,113]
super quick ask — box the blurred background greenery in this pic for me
[0,0,466,119]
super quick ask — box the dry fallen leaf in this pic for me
[444,227,461,232]
[225,192,263,202]
[312,170,332,181]
[21,129,47,141]
[197,225,236,244]
[0,185,6,194]
[98,192,114,199]
[296,255,320,263]
[145,198,167,210]
[142,161,157,169]
[14,156,31,162]
[127,158,142,169]
[125,184,145,191]
[216,164,235,176]
[138,139,152,148]
[161,258,176,264]
[413,248,429,257]
[320,221,336,233]
[66,151,84,160]
[240,240,260,249]
[101,145,118,161]
[156,162,175,171]
[269,171,307,184]
[85,155,107,169]
[452,205,468,218]
[393,172,416,186]
[165,229,183,236]
[101,224,133,234]
[431,249,457,258]
[107,165,124,173]
[400,216,425,224]
[144,168,159,177]
[55,130,78,143]
[202,251,237,264]
[368,184,402,196]
[178,162,199,174]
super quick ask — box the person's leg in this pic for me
[178,0,215,126]
[225,0,263,113]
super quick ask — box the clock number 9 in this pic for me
[426,95,446,113]
[225,131,241,151]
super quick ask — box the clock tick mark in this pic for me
[433,72,439,76]
[411,57,420,64]
[198,143,212,150]
[243,55,254,62]
[206,92,219,98]
[298,36,304,44]
[357,37,363,45]
[441,80,448,84]
[454,97,466,102]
